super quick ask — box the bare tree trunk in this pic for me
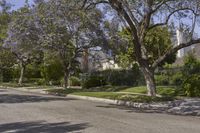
[18,62,25,86]
[63,69,70,89]
[140,66,156,96]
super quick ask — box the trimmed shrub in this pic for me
[82,75,107,89]
[93,65,143,86]
[69,76,81,86]
[183,74,200,97]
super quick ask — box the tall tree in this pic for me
[112,27,176,68]
[4,7,42,85]
[35,0,106,88]
[83,0,200,96]
[0,0,16,82]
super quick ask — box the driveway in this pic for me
[0,88,199,133]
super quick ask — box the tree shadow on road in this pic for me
[0,121,89,133]
[0,89,7,92]
[0,94,76,104]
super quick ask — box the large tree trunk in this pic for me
[18,62,25,86]
[140,66,156,96]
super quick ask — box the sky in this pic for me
[7,0,34,10]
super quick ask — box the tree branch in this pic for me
[148,8,199,30]
[152,39,200,69]
[108,0,142,61]
[85,0,109,10]
[151,0,174,14]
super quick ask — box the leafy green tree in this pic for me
[182,53,200,97]
[35,0,106,88]
[4,7,42,85]
[84,0,200,96]
[0,47,16,82]
[0,0,16,82]
[183,53,200,76]
[41,52,63,84]
[116,27,176,68]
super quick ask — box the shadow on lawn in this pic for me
[0,121,89,133]
[0,94,76,104]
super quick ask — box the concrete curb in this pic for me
[66,94,152,108]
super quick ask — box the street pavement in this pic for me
[0,88,199,133]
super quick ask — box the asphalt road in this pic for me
[0,88,200,133]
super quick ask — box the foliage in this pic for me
[182,53,200,76]
[0,11,10,43]
[181,54,200,97]
[0,48,16,82]
[25,63,42,79]
[35,0,106,87]
[69,76,81,86]
[41,54,63,84]
[92,0,200,96]
[170,72,183,86]
[183,74,200,97]
[145,27,176,66]
[155,74,169,86]
[4,6,43,85]
[116,27,176,68]
[0,1,15,82]
[98,65,142,86]
[82,75,107,89]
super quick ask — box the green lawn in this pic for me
[1,82,178,103]
[121,86,176,96]
[46,86,177,103]
[73,92,123,99]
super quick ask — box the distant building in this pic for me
[80,47,120,73]
[176,29,195,58]
[173,28,200,65]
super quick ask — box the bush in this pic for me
[183,74,200,97]
[69,76,81,86]
[1,68,14,82]
[41,57,63,83]
[183,53,200,76]
[155,74,169,85]
[82,75,107,89]
[25,63,42,79]
[49,80,61,86]
[36,78,46,85]
[170,72,183,86]
[93,65,143,86]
